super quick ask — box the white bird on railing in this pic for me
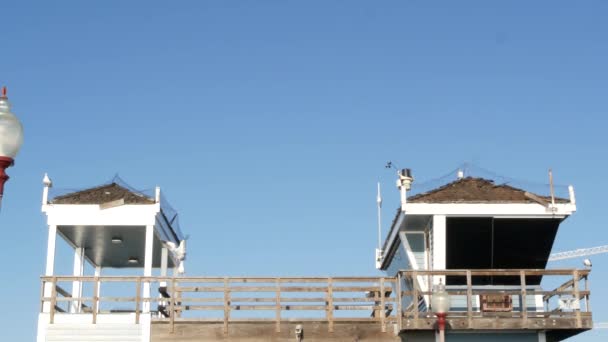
[583,258,592,268]
[166,239,187,274]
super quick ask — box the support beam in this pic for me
[42,225,57,313]
[143,225,154,313]
[71,247,85,313]
[161,247,168,276]
[95,266,102,313]
[432,215,446,286]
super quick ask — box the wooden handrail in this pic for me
[38,270,591,330]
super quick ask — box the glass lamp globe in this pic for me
[0,88,24,159]
[431,281,451,314]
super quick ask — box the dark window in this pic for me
[446,217,560,285]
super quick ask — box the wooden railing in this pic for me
[40,276,399,333]
[39,269,592,333]
[399,269,592,330]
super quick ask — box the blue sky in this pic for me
[1,1,607,340]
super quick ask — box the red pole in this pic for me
[0,156,14,205]
[437,312,447,342]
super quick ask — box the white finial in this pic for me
[42,173,53,207]
[43,173,52,187]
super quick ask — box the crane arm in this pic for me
[595,322,608,329]
[548,245,608,261]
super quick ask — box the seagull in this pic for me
[583,259,592,268]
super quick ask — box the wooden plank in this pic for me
[524,191,549,207]
[380,278,386,333]
[275,278,281,333]
[337,305,388,310]
[176,286,226,292]
[573,270,581,328]
[520,270,527,326]
[170,278,176,333]
[92,277,99,324]
[41,270,589,282]
[178,297,225,303]
[327,278,334,333]
[39,280,46,313]
[397,272,402,331]
[332,297,378,303]
[466,270,473,327]
[333,286,382,292]
[50,277,57,324]
[584,275,591,312]
[135,278,141,325]
[223,278,230,335]
[180,305,225,310]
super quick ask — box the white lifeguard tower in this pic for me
[37,175,186,342]
[377,167,592,342]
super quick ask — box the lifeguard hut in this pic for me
[37,176,186,342]
[378,167,593,341]
[35,167,593,342]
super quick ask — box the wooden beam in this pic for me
[525,191,549,207]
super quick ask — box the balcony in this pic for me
[38,269,591,341]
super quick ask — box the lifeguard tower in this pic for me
[37,176,186,342]
[378,167,593,341]
[35,167,594,342]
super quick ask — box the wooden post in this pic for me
[584,275,591,312]
[40,279,46,313]
[135,278,141,325]
[223,278,230,335]
[49,277,57,324]
[170,278,176,333]
[520,270,527,326]
[573,270,581,328]
[397,273,403,331]
[327,278,334,333]
[71,248,85,313]
[92,277,100,324]
[380,278,386,333]
[466,270,473,327]
[43,225,57,313]
[275,278,281,333]
[175,282,182,319]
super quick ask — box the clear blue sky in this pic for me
[1,1,607,340]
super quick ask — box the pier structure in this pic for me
[36,170,593,342]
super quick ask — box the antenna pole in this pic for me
[549,169,555,207]
[377,182,382,250]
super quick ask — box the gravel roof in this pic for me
[407,177,569,204]
[51,183,155,205]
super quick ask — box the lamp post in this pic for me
[431,279,451,342]
[0,86,24,208]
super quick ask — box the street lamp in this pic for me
[0,86,24,208]
[431,279,451,342]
